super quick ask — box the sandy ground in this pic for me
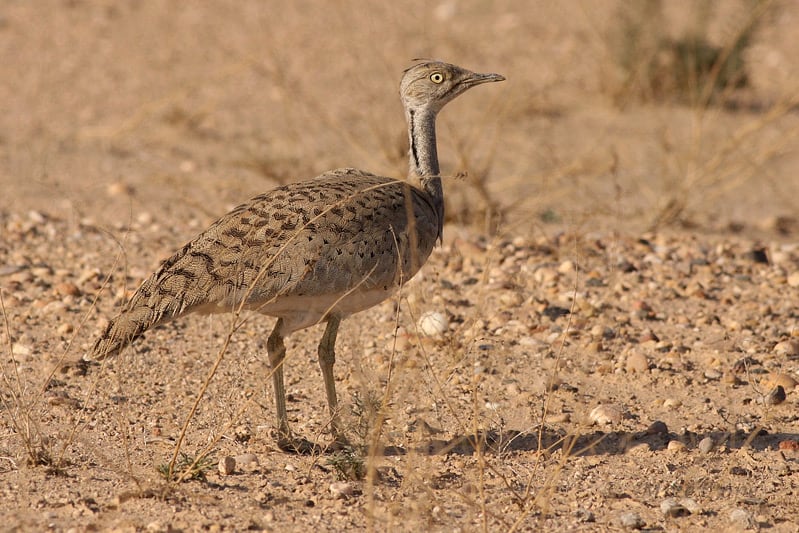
[3,1,799,531]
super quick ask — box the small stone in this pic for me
[589,404,625,425]
[761,373,798,392]
[778,439,799,451]
[765,385,786,406]
[679,497,701,514]
[218,456,235,476]
[545,412,570,424]
[234,425,252,443]
[558,260,575,274]
[704,369,722,380]
[57,323,74,335]
[663,398,682,409]
[774,340,799,356]
[585,340,603,353]
[660,498,688,517]
[42,300,67,315]
[573,507,595,523]
[729,508,756,529]
[235,453,260,467]
[499,291,524,307]
[618,511,645,529]
[698,437,715,454]
[418,311,449,337]
[28,210,46,224]
[55,282,81,297]
[667,440,687,453]
[329,481,354,499]
[45,390,80,408]
[626,352,649,373]
[787,272,799,288]
[11,343,31,356]
[646,420,669,435]
[722,373,742,386]
[106,181,134,197]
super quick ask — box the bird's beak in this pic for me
[463,72,506,87]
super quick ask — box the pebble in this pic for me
[774,340,799,356]
[729,508,756,529]
[787,272,799,288]
[106,181,134,197]
[589,404,625,425]
[11,343,31,356]
[573,507,594,523]
[545,412,570,424]
[329,481,354,499]
[618,511,645,529]
[627,443,650,455]
[662,398,682,409]
[626,352,648,373]
[761,373,798,392]
[704,369,722,380]
[235,453,259,467]
[698,437,715,454]
[499,291,524,307]
[667,440,687,452]
[418,311,449,337]
[680,498,701,514]
[590,325,616,339]
[660,498,689,517]
[218,456,235,475]
[764,385,786,406]
[55,282,81,297]
[646,420,669,435]
[42,301,67,315]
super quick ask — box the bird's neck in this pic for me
[406,107,444,240]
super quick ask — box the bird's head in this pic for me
[400,60,505,113]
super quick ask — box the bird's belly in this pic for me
[196,286,398,334]
[262,287,398,333]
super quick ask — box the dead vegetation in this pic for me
[3,0,799,531]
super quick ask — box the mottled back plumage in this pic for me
[90,61,504,451]
[92,169,438,358]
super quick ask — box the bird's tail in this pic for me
[89,305,156,360]
[87,258,204,361]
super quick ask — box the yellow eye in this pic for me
[430,72,444,84]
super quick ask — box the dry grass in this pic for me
[3,1,799,530]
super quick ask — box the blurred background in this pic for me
[2,0,798,241]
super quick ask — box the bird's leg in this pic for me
[267,319,291,441]
[268,319,315,453]
[318,316,347,446]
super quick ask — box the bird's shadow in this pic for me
[375,427,799,457]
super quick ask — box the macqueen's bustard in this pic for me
[89,61,505,452]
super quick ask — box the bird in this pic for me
[89,60,505,452]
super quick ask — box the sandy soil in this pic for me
[2,1,799,531]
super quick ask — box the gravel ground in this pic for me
[3,1,799,531]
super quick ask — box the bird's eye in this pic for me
[430,72,444,84]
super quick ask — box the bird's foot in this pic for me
[274,430,352,454]
[275,432,320,455]
[322,434,352,453]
